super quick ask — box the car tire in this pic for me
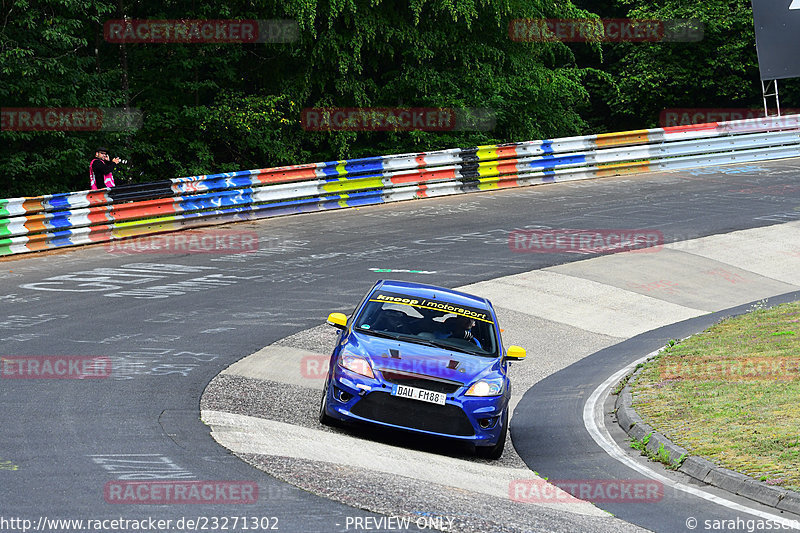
[318,381,336,426]
[476,408,508,460]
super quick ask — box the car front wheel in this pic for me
[318,381,335,426]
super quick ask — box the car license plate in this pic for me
[392,384,446,405]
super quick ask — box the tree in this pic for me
[597,0,799,129]
[0,0,122,197]
[6,0,793,198]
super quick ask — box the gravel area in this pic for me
[199,296,640,529]
[202,373,529,469]
[273,323,339,352]
[238,454,648,533]
[202,374,323,430]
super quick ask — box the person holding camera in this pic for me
[89,147,120,190]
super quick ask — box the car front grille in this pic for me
[350,391,475,436]
[379,371,462,394]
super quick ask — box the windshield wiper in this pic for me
[355,328,402,341]
[356,329,452,349]
[357,329,438,346]
[415,337,496,357]
[415,338,465,351]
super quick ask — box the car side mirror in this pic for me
[327,312,348,329]
[505,345,526,361]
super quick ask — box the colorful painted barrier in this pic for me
[2,115,799,256]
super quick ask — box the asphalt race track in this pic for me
[1,158,800,532]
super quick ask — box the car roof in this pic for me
[372,280,493,311]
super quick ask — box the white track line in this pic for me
[583,351,800,528]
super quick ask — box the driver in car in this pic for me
[439,314,483,349]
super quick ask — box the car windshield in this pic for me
[353,290,499,356]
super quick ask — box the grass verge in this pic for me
[628,432,687,470]
[630,301,800,491]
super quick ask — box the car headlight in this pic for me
[465,379,503,397]
[338,353,375,379]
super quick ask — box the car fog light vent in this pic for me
[333,387,353,403]
[479,416,498,429]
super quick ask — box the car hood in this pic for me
[344,330,501,385]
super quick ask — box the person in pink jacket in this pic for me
[89,147,120,190]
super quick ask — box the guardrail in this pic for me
[2,115,799,256]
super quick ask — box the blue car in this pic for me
[319,280,526,459]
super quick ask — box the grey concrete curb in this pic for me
[614,363,800,515]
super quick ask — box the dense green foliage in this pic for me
[1,0,797,197]
[586,0,800,130]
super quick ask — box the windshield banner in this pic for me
[369,291,492,323]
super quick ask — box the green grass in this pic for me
[630,301,800,490]
[628,432,687,470]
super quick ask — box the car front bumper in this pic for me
[323,365,507,446]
